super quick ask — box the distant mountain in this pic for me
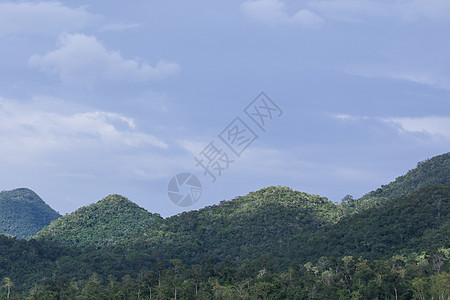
[0,153,448,297]
[301,183,449,261]
[121,152,450,268]
[34,194,163,248]
[0,188,61,239]
[124,186,345,268]
[352,152,449,211]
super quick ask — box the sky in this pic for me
[0,0,449,217]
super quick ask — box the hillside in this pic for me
[34,194,162,248]
[300,183,450,261]
[110,152,450,269]
[0,153,449,298]
[124,186,345,268]
[0,188,61,239]
[351,152,450,211]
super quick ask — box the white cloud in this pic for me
[346,64,450,90]
[333,113,450,139]
[0,97,167,165]
[29,33,181,85]
[333,114,371,122]
[242,0,450,27]
[100,22,141,32]
[310,0,450,23]
[334,114,358,121]
[381,116,450,138]
[178,139,206,156]
[0,2,100,36]
[241,0,323,28]
[291,9,325,27]
[397,0,450,22]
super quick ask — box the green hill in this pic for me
[351,152,449,211]
[119,152,450,268]
[34,194,163,248]
[1,152,448,298]
[301,183,450,261]
[124,186,345,268]
[0,188,61,239]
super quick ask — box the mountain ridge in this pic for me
[34,194,162,248]
[0,188,61,239]
[0,152,448,298]
[351,152,449,211]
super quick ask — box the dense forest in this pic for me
[34,194,162,249]
[1,246,449,299]
[0,152,449,299]
[0,189,61,239]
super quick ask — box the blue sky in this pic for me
[0,0,449,217]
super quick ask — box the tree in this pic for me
[430,272,450,300]
[412,277,429,300]
[237,260,256,287]
[170,259,185,299]
[144,270,158,299]
[342,195,354,204]
[186,264,204,296]
[3,277,14,299]
[427,248,449,273]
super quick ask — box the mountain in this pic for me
[350,152,450,211]
[117,152,450,268]
[123,186,345,268]
[34,194,163,248]
[300,183,450,261]
[0,153,448,298]
[28,152,449,270]
[0,188,61,239]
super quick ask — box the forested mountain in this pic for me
[0,235,75,292]
[120,183,449,270]
[0,152,449,298]
[350,152,450,211]
[301,183,450,261]
[127,187,344,268]
[0,188,61,239]
[34,194,162,248]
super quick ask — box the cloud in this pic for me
[334,114,360,121]
[346,64,450,90]
[100,22,141,32]
[241,0,323,28]
[0,97,167,165]
[29,33,181,85]
[310,0,450,23]
[381,116,450,138]
[334,113,450,139]
[0,1,100,36]
[242,0,450,27]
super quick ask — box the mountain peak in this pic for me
[0,188,61,238]
[97,194,138,206]
[34,194,162,248]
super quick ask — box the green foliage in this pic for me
[1,249,448,299]
[0,152,449,298]
[301,184,450,261]
[128,186,344,268]
[34,194,162,248]
[0,189,61,239]
[352,152,449,211]
[0,234,75,293]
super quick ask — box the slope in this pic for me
[123,153,450,268]
[34,194,162,248]
[127,186,344,268]
[301,183,450,261]
[351,152,449,211]
[0,188,61,239]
